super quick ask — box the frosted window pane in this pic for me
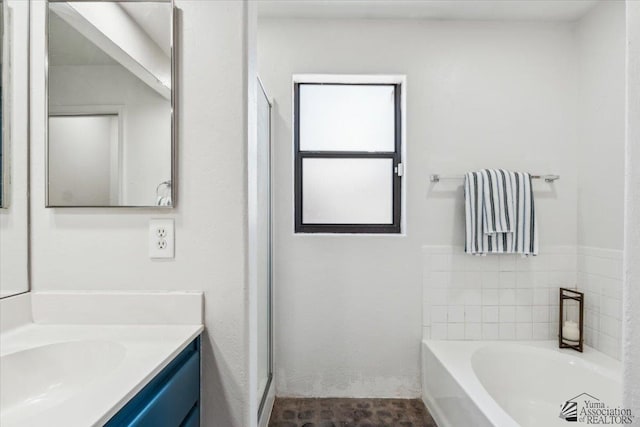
[302,158,393,224]
[299,85,395,152]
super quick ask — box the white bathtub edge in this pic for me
[422,340,494,427]
[421,382,453,427]
[421,339,623,427]
[422,343,453,427]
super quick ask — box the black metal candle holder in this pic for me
[559,288,584,352]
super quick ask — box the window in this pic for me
[294,80,403,233]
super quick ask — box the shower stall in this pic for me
[256,77,273,422]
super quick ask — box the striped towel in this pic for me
[480,169,515,234]
[464,169,538,256]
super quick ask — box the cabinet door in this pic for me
[105,338,200,427]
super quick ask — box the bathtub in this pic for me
[422,340,622,427]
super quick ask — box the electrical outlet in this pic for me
[149,219,174,259]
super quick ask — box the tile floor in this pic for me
[267,398,437,427]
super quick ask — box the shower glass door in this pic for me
[257,77,273,418]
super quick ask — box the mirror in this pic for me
[46,0,174,207]
[0,0,29,298]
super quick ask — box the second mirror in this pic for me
[47,0,174,207]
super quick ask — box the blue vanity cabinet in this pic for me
[105,337,201,427]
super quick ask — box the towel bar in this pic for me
[430,174,560,183]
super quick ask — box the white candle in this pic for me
[563,320,580,342]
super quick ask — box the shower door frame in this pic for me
[257,76,273,420]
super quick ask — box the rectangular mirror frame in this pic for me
[44,0,176,208]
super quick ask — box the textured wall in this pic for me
[575,0,626,251]
[0,0,30,298]
[259,18,579,397]
[30,1,253,426]
[623,0,640,422]
[572,0,626,363]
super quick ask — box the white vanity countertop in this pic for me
[0,323,204,427]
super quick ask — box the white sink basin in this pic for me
[0,324,202,427]
[0,340,126,417]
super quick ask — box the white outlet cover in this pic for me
[149,219,175,259]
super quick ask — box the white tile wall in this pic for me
[577,247,623,360]
[422,245,577,342]
[421,245,624,360]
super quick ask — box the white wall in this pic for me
[573,0,625,359]
[48,115,116,206]
[31,1,253,426]
[0,0,29,298]
[576,0,626,250]
[49,64,171,206]
[259,18,578,397]
[624,0,640,420]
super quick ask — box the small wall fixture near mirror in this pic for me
[46,0,175,207]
